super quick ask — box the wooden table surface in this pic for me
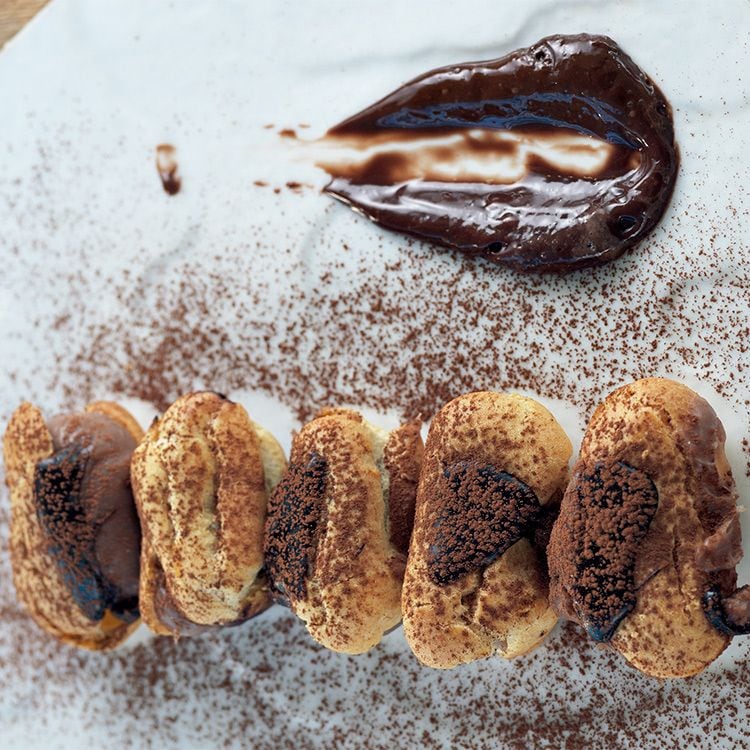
[0,0,48,48]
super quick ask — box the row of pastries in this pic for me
[3,379,748,678]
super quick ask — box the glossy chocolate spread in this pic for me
[320,34,678,272]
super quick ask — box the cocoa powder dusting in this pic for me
[264,451,327,604]
[548,461,659,642]
[426,459,541,585]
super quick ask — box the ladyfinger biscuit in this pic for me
[264,408,423,654]
[548,378,745,678]
[402,392,572,668]
[130,391,286,635]
[3,401,143,650]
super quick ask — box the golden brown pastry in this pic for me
[130,391,286,636]
[548,378,746,678]
[3,400,143,650]
[264,408,423,654]
[402,392,571,669]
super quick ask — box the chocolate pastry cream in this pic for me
[38,412,141,623]
[319,34,678,272]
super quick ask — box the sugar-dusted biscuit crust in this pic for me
[131,391,285,635]
[264,408,423,654]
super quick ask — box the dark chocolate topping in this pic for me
[35,412,140,623]
[549,461,658,642]
[426,459,540,586]
[264,451,328,604]
[322,34,677,272]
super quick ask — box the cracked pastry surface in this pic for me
[548,378,743,678]
[3,401,143,650]
[130,391,286,636]
[264,408,423,654]
[402,391,571,669]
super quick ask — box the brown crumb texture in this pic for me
[264,451,328,604]
[547,461,657,641]
[426,460,541,585]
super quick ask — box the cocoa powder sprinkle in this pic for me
[548,461,659,642]
[264,451,327,604]
[426,460,541,585]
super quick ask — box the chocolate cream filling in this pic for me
[34,412,141,623]
[681,396,750,634]
[319,34,677,272]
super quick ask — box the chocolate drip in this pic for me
[321,34,677,272]
[264,452,328,604]
[551,461,658,642]
[703,587,750,636]
[156,144,181,195]
[426,460,541,585]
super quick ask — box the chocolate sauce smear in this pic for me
[427,460,541,586]
[321,34,677,272]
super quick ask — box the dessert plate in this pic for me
[0,0,749,747]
